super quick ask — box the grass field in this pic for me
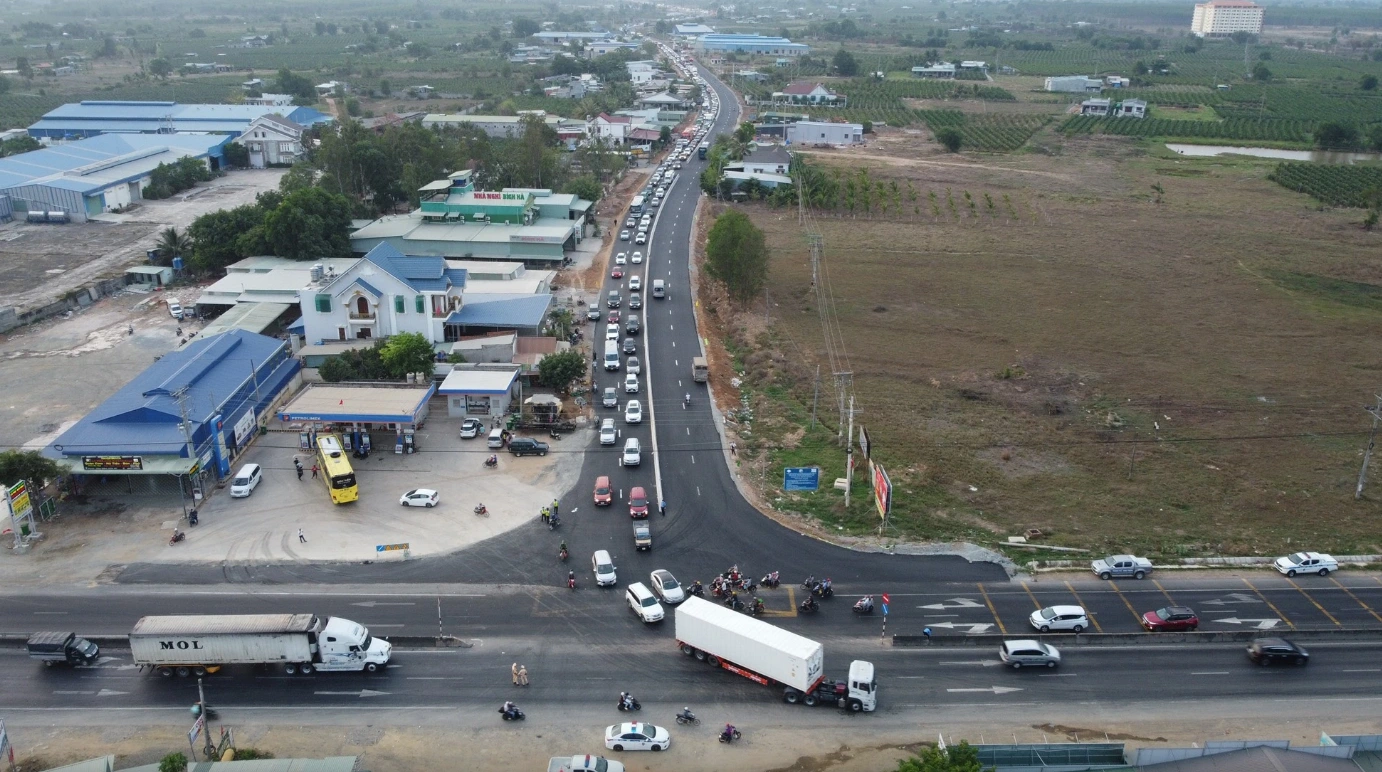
[716,135,1382,559]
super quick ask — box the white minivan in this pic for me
[229,463,262,498]
[593,549,618,587]
[604,340,621,371]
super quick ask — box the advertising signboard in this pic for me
[82,456,143,471]
[871,461,892,520]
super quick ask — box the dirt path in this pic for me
[797,148,1078,181]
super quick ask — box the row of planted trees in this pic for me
[773,155,1023,223]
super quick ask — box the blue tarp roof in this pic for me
[50,330,295,457]
[0,133,232,194]
[445,294,552,328]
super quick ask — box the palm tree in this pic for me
[156,227,193,263]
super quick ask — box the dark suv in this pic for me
[507,437,550,457]
[1246,637,1308,666]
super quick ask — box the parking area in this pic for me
[862,573,1382,638]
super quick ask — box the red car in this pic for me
[608,310,621,323]
[611,267,624,279]
[628,486,649,518]
[1141,606,1198,632]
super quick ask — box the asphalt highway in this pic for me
[3,59,1382,731]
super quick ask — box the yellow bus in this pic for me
[316,435,358,504]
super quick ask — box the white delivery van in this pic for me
[652,280,666,299]
[604,340,621,371]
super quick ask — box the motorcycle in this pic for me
[499,705,526,721]
[559,547,569,562]
[484,456,498,468]
[749,599,765,617]
[550,427,562,440]
[800,596,820,613]
[567,572,577,591]
[689,582,705,598]
[801,575,817,590]
[736,577,758,594]
[760,571,780,589]
[853,595,874,614]
[169,530,185,545]
[474,504,489,516]
[187,509,199,527]
[812,583,834,599]
[675,708,701,726]
[718,726,742,744]
[617,697,642,712]
[723,595,744,611]
[548,514,561,531]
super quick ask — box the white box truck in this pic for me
[130,613,392,677]
[673,597,877,711]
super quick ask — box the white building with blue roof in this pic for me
[299,244,553,347]
[47,330,300,492]
[0,133,232,222]
[27,100,333,140]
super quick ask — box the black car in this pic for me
[1246,637,1308,666]
[507,437,550,457]
[622,338,636,355]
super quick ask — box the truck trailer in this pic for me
[129,613,391,677]
[673,596,877,711]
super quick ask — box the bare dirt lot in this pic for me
[730,135,1382,557]
[0,169,284,313]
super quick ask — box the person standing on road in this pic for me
[311,464,319,479]
[297,528,306,544]
[551,499,559,517]
[659,499,667,517]
[295,459,303,480]
[512,662,520,686]
[518,665,529,686]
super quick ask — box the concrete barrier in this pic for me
[893,628,1382,647]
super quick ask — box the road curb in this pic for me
[892,629,1382,647]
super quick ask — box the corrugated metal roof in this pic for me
[132,614,317,636]
[438,368,520,394]
[187,757,358,772]
[445,294,552,327]
[0,133,227,193]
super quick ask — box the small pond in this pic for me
[1166,144,1382,164]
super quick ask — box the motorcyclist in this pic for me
[486,454,498,466]
[684,392,691,406]
[823,577,832,593]
[691,580,704,596]
[721,723,737,742]
[502,700,517,717]
[752,597,765,613]
[567,571,576,589]
[678,706,695,722]
[620,692,636,710]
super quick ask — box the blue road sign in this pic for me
[783,467,821,491]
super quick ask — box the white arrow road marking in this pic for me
[1213,617,1280,629]
[919,598,983,610]
[939,660,1005,667]
[946,686,1024,694]
[1202,593,1263,606]
[54,691,94,695]
[97,689,129,697]
[314,689,391,697]
[926,622,995,634]
[351,601,416,607]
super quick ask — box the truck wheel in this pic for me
[1134,571,1146,579]
[284,663,297,675]
[706,655,721,667]
[784,691,800,704]
[365,662,379,673]
[300,663,313,674]
[693,650,706,661]
[1099,572,1111,580]
[680,644,696,656]
[176,667,191,677]
[804,694,818,707]
[848,700,863,712]
[43,661,53,668]
[194,667,207,676]
[159,667,174,678]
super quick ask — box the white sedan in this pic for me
[650,569,685,604]
[624,400,643,424]
[605,722,670,752]
[615,252,627,265]
[631,251,644,264]
[399,489,439,508]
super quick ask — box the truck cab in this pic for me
[847,660,878,712]
[27,631,99,667]
[692,356,708,383]
[313,616,393,672]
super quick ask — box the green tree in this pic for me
[345,98,362,116]
[512,18,540,38]
[98,35,118,57]
[318,356,357,382]
[379,78,391,96]
[158,753,188,772]
[832,48,859,76]
[0,135,40,157]
[188,203,268,273]
[222,141,250,168]
[148,57,173,79]
[659,126,672,145]
[1314,121,1359,150]
[563,175,602,203]
[380,332,437,378]
[1362,75,1379,91]
[0,75,9,95]
[0,449,63,489]
[537,348,588,393]
[734,122,755,144]
[1368,124,1382,152]
[274,68,318,104]
[895,741,987,772]
[156,227,193,263]
[1251,62,1272,81]
[261,187,354,259]
[935,127,963,152]
[704,209,770,304]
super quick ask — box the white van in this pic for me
[592,549,618,587]
[604,340,621,371]
[651,280,666,299]
[487,427,505,448]
[229,463,262,498]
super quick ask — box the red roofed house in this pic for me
[593,113,632,143]
[771,81,846,108]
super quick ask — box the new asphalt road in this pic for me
[3,60,1381,727]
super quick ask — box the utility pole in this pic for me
[811,365,821,429]
[1355,395,1382,500]
[844,395,856,508]
[173,387,197,517]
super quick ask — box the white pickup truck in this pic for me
[546,756,624,772]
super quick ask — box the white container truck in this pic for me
[129,613,392,677]
[673,597,877,711]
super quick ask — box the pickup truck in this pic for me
[547,755,624,772]
[28,631,100,667]
[1090,555,1153,580]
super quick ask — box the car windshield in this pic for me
[1154,608,1170,618]
[631,495,645,506]
[1039,608,1058,620]
[596,485,609,495]
[234,475,250,485]
[1285,553,1306,565]
[641,596,657,607]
